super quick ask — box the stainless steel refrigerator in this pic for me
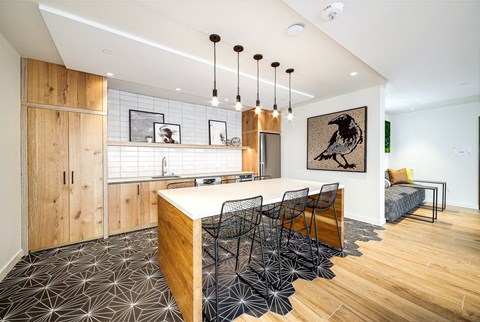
[259,133,281,178]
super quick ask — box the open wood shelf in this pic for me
[107,141,249,150]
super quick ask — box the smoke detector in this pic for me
[321,2,344,21]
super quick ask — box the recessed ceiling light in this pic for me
[350,71,358,76]
[410,107,415,111]
[106,72,114,77]
[287,23,305,36]
[224,98,229,102]
[175,88,181,91]
[102,49,112,55]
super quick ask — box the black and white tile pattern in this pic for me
[0,218,382,322]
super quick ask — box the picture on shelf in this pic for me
[154,122,181,144]
[129,110,164,142]
[209,120,227,145]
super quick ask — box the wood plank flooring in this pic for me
[235,206,480,321]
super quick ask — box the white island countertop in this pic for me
[157,178,344,220]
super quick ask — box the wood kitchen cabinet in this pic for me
[108,181,168,235]
[242,108,280,173]
[26,59,104,111]
[28,108,104,250]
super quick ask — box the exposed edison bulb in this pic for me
[255,105,261,114]
[272,109,279,117]
[211,96,219,107]
[235,101,242,111]
[287,112,293,121]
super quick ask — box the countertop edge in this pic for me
[108,171,256,184]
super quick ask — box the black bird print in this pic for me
[314,113,363,169]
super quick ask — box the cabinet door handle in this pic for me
[71,171,74,184]
[137,184,140,196]
[63,171,66,185]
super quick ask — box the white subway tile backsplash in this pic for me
[107,89,243,178]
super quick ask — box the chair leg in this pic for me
[286,220,294,247]
[312,209,320,265]
[275,221,283,288]
[302,212,316,271]
[248,226,257,265]
[235,236,241,273]
[332,204,343,252]
[257,225,269,300]
[214,239,220,321]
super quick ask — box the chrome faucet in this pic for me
[161,157,167,176]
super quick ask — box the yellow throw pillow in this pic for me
[406,168,414,184]
[388,168,410,185]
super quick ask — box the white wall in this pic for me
[389,102,479,209]
[0,33,22,280]
[107,89,242,177]
[282,86,386,225]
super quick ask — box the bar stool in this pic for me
[202,195,267,321]
[166,180,197,189]
[306,183,342,256]
[255,187,314,288]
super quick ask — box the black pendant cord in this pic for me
[274,67,277,106]
[288,72,291,108]
[237,51,240,96]
[256,59,259,101]
[213,41,217,91]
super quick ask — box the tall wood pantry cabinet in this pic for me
[25,58,106,251]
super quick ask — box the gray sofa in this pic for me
[385,172,425,222]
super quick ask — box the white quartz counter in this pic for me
[108,171,256,184]
[157,178,344,220]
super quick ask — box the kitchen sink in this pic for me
[151,175,180,179]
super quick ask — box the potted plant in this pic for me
[146,135,153,143]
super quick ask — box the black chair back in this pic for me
[203,195,263,239]
[167,180,197,189]
[312,183,339,211]
[278,188,309,222]
[254,175,272,181]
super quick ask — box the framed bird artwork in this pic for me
[307,106,367,172]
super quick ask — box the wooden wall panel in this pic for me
[242,132,259,173]
[26,59,103,111]
[28,108,70,250]
[69,113,104,242]
[259,110,281,133]
[157,196,203,322]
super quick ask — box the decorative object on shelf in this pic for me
[254,54,263,114]
[146,135,153,143]
[385,120,391,153]
[307,106,367,172]
[129,109,164,142]
[154,122,181,144]
[210,34,221,107]
[234,45,244,111]
[209,120,227,145]
[230,137,241,146]
[225,139,232,146]
[286,68,294,121]
[271,61,280,117]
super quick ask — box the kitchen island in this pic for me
[156,178,344,322]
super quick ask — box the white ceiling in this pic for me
[0,1,478,114]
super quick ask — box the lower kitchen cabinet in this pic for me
[108,181,168,235]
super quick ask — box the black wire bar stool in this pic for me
[305,183,342,259]
[252,187,314,288]
[202,195,268,321]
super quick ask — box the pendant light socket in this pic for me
[286,68,294,121]
[271,62,280,118]
[234,45,244,111]
[254,54,263,114]
[210,34,221,107]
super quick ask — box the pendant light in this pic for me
[234,45,244,111]
[210,34,221,107]
[286,68,294,121]
[254,54,263,114]
[271,62,280,117]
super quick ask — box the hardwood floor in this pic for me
[236,206,480,321]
